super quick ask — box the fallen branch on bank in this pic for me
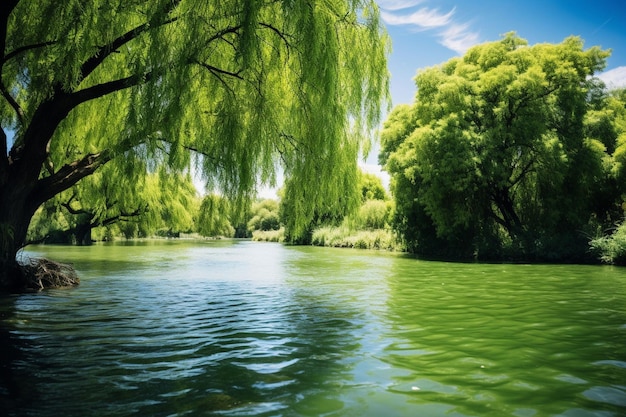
[21,258,80,290]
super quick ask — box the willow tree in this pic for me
[27,165,199,244]
[382,34,618,260]
[0,0,390,288]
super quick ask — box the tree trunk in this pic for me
[491,187,524,240]
[73,221,93,246]
[0,189,39,290]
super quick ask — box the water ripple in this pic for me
[1,242,625,417]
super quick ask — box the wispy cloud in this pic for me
[597,66,626,89]
[380,7,454,29]
[439,22,480,54]
[378,1,479,54]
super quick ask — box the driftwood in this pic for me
[21,258,80,290]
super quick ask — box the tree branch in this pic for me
[510,158,535,188]
[259,22,293,57]
[78,16,177,84]
[0,0,24,126]
[0,80,25,125]
[70,72,152,106]
[14,70,149,181]
[61,192,89,216]
[194,60,243,95]
[0,0,19,63]
[154,136,221,166]
[196,62,243,80]
[205,25,241,49]
[0,128,8,184]
[3,40,57,63]
[34,150,113,204]
[99,206,146,228]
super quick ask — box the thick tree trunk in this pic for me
[0,189,38,290]
[491,187,524,239]
[73,221,93,246]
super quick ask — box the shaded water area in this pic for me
[1,240,625,416]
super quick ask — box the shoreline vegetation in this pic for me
[16,163,626,293]
[252,226,401,251]
[15,223,624,293]
[5,18,626,291]
[0,1,390,291]
[24,228,626,263]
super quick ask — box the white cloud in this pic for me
[439,22,480,54]
[381,7,454,29]
[597,66,626,89]
[378,1,480,55]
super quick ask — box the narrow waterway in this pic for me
[1,240,624,416]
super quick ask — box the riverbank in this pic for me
[251,226,402,251]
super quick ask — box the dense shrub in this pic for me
[252,228,285,242]
[311,226,399,251]
[590,221,626,265]
[248,199,281,232]
[356,200,391,229]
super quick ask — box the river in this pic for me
[1,240,625,416]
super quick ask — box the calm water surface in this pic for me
[1,240,625,416]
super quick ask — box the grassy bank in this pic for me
[311,226,402,251]
[252,225,402,251]
[252,228,285,243]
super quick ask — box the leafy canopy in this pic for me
[381,33,623,260]
[1,0,390,245]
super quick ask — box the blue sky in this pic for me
[348,0,626,186]
[377,0,626,106]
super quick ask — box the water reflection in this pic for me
[0,295,29,411]
[383,260,626,417]
[0,242,625,416]
[1,242,375,416]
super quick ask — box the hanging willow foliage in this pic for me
[0,0,391,287]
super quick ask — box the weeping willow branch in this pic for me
[3,40,57,63]
[35,150,113,203]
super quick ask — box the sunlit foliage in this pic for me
[0,1,390,286]
[382,33,624,261]
[27,165,199,243]
[197,194,235,238]
[248,199,280,232]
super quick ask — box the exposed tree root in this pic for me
[20,258,80,291]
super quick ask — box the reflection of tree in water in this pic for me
[172,289,364,416]
[383,261,626,417]
[0,296,43,415]
[2,243,422,417]
[275,248,373,415]
[0,252,367,417]
[283,304,363,414]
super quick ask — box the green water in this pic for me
[1,240,625,416]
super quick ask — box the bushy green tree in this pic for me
[587,88,626,263]
[591,220,626,265]
[27,165,200,243]
[143,168,199,236]
[279,153,362,243]
[382,33,623,261]
[197,194,235,238]
[358,171,388,201]
[355,199,391,229]
[0,0,390,288]
[248,199,280,232]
